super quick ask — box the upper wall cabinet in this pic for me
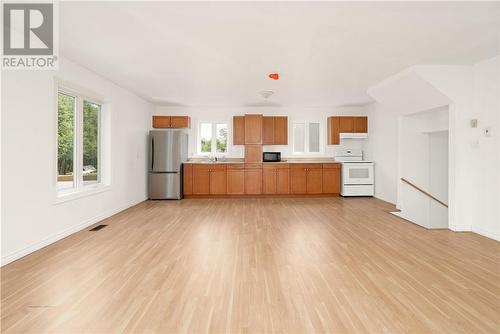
[262,116,288,145]
[273,116,288,145]
[233,115,288,145]
[244,114,263,144]
[327,116,368,145]
[233,116,245,145]
[152,115,190,129]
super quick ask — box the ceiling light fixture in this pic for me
[260,90,274,99]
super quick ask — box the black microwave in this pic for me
[263,152,281,162]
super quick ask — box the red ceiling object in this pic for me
[268,73,279,80]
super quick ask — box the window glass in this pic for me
[216,123,228,153]
[200,122,212,153]
[308,122,320,152]
[57,92,75,190]
[293,123,305,153]
[83,101,100,185]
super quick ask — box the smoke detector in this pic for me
[260,90,274,99]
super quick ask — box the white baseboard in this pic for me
[1,198,146,266]
[449,224,471,232]
[471,227,500,242]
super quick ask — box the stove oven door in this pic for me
[342,163,374,185]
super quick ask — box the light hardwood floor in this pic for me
[1,198,499,333]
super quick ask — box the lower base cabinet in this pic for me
[245,167,262,194]
[183,162,340,197]
[322,164,340,194]
[227,165,245,195]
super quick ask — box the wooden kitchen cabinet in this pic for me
[209,165,227,195]
[245,165,262,194]
[306,165,323,194]
[227,164,245,195]
[262,117,274,145]
[354,116,368,133]
[170,116,190,128]
[233,116,245,145]
[290,166,307,194]
[290,164,323,194]
[322,163,340,194]
[152,116,171,128]
[264,164,290,194]
[328,116,368,145]
[274,116,288,145]
[152,115,190,129]
[245,144,262,163]
[192,165,210,195]
[244,114,263,144]
[183,164,193,195]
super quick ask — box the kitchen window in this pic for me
[198,122,228,155]
[292,121,323,154]
[57,85,107,199]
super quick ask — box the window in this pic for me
[57,87,105,197]
[293,121,322,154]
[198,122,228,155]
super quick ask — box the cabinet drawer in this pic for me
[226,163,245,169]
[263,163,289,169]
[290,163,322,169]
[322,163,340,169]
[244,163,263,169]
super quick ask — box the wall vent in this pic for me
[89,224,108,231]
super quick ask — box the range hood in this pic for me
[339,132,369,139]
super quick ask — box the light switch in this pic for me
[470,119,478,128]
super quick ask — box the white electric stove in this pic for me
[334,149,374,197]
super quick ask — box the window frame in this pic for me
[292,120,324,156]
[55,81,108,202]
[197,121,229,156]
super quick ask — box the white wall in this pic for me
[1,57,153,265]
[154,105,369,159]
[365,55,500,240]
[472,56,500,239]
[363,102,398,204]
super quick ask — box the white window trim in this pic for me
[197,121,229,156]
[292,120,325,156]
[55,80,110,202]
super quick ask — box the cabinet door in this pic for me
[290,168,307,194]
[322,167,340,194]
[245,169,262,194]
[244,114,263,144]
[245,145,262,163]
[306,168,323,194]
[327,117,341,145]
[274,116,288,145]
[262,116,275,145]
[210,169,227,195]
[183,164,193,195]
[276,168,290,194]
[170,116,190,128]
[192,166,210,195]
[233,116,245,145]
[227,169,245,195]
[339,117,354,133]
[152,116,171,128]
[262,168,277,194]
[354,116,368,133]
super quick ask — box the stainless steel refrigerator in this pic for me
[148,130,188,199]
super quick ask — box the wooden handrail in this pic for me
[400,178,448,208]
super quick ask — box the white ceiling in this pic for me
[60,1,500,107]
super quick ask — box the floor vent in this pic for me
[89,224,108,231]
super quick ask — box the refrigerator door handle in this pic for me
[151,136,155,171]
